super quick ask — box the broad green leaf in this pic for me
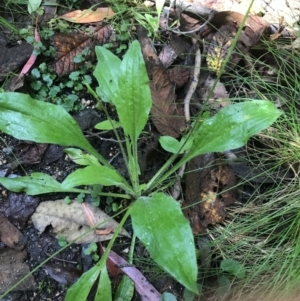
[28,0,42,13]
[95,265,112,301]
[65,264,101,301]
[94,46,121,103]
[0,93,104,162]
[220,259,246,279]
[116,40,152,143]
[62,165,131,192]
[65,148,101,166]
[185,100,281,162]
[131,193,198,293]
[95,119,121,130]
[159,136,193,154]
[0,173,75,195]
[114,275,134,301]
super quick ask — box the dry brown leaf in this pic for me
[53,25,112,76]
[207,11,269,47]
[0,42,33,81]
[137,26,186,137]
[0,216,25,250]
[150,66,186,137]
[60,7,115,23]
[31,200,130,244]
[0,249,37,294]
[184,153,238,234]
[167,66,190,88]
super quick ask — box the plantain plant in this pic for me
[0,40,281,300]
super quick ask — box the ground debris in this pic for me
[0,249,37,294]
[31,200,130,244]
[184,153,239,234]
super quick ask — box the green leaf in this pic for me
[216,275,231,298]
[159,136,193,154]
[183,285,202,301]
[94,46,121,103]
[65,148,101,166]
[0,173,74,195]
[62,165,131,192]
[161,292,177,301]
[220,259,246,279]
[95,265,112,301]
[186,100,281,161]
[28,0,42,13]
[116,40,152,143]
[95,120,121,130]
[0,92,104,162]
[65,264,101,301]
[131,193,198,293]
[114,275,134,301]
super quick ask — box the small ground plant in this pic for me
[0,40,281,300]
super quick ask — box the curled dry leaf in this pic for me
[206,11,269,47]
[60,7,115,23]
[31,200,130,244]
[167,66,190,88]
[53,24,112,76]
[150,66,186,137]
[137,26,186,137]
[205,24,243,75]
[44,263,82,285]
[184,153,238,234]
[0,216,25,250]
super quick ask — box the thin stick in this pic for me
[172,39,201,199]
[184,38,201,124]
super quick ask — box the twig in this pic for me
[184,38,201,124]
[172,39,201,199]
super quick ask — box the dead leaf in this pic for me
[207,11,269,47]
[158,45,177,68]
[44,263,82,285]
[137,26,186,137]
[0,42,33,81]
[82,203,114,235]
[0,216,25,249]
[0,249,37,294]
[0,193,40,229]
[60,8,115,23]
[150,66,186,137]
[53,24,112,76]
[5,142,48,175]
[31,200,130,244]
[159,36,191,68]
[167,66,190,88]
[184,153,238,234]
